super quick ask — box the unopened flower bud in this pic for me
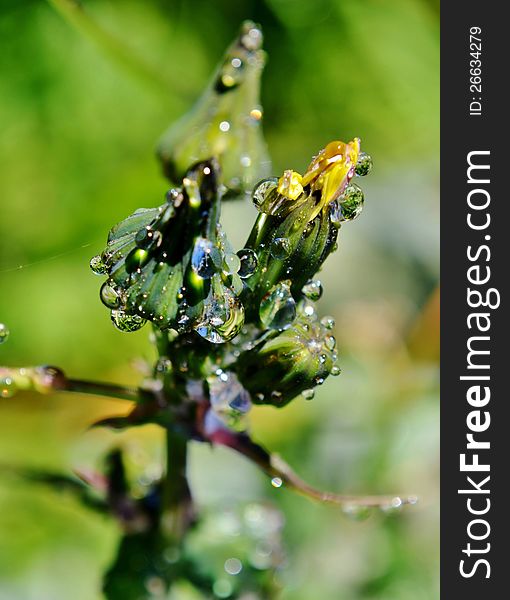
[157,21,271,198]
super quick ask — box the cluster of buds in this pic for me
[90,22,372,428]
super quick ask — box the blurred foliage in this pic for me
[0,0,438,599]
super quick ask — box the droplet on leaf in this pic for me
[259,280,296,330]
[236,248,258,278]
[301,279,323,301]
[111,309,146,332]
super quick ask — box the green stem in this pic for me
[1,365,138,401]
[161,427,193,544]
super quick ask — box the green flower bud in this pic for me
[157,21,271,198]
[92,160,244,342]
[235,310,339,407]
[242,139,369,324]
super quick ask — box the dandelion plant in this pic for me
[0,20,416,599]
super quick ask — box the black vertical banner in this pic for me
[441,2,507,597]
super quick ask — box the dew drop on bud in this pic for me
[270,237,291,260]
[1,376,17,398]
[338,183,364,221]
[135,226,162,250]
[320,316,336,330]
[331,365,341,376]
[324,335,336,350]
[252,178,278,211]
[301,279,323,301]
[125,248,150,273]
[194,289,245,343]
[209,371,252,415]
[191,237,218,279]
[271,477,283,488]
[236,248,258,278]
[0,323,10,345]
[342,505,373,521]
[111,309,146,332]
[100,281,123,309]
[90,255,108,275]
[259,280,296,330]
[355,152,373,177]
[223,253,241,275]
[302,388,315,401]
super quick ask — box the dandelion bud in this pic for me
[157,21,271,198]
[243,139,370,316]
[235,313,339,406]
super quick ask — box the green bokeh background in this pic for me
[0,1,439,598]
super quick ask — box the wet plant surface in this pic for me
[0,3,439,599]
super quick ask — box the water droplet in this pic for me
[380,497,405,514]
[342,505,373,521]
[301,279,323,301]
[209,372,252,415]
[325,334,336,350]
[271,477,283,488]
[252,178,278,210]
[156,357,172,375]
[111,309,146,332]
[331,365,341,376]
[0,323,10,345]
[195,288,245,343]
[302,388,315,401]
[236,248,258,278]
[125,248,150,273]
[355,152,373,177]
[270,390,283,403]
[320,316,335,330]
[223,252,241,275]
[259,280,296,330]
[191,237,218,279]
[89,255,107,275]
[270,237,291,259]
[135,226,162,250]
[224,557,243,576]
[100,281,123,309]
[337,183,364,221]
[1,376,16,398]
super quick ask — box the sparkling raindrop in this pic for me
[191,237,218,279]
[236,248,258,278]
[338,183,364,221]
[100,281,123,309]
[89,254,108,275]
[325,335,336,350]
[223,253,241,275]
[331,365,341,376]
[195,288,245,344]
[301,279,323,301]
[135,226,162,250]
[209,372,252,415]
[320,316,336,330]
[342,505,373,521]
[252,178,278,211]
[125,248,150,273]
[259,280,296,330]
[111,309,146,332]
[302,388,315,401]
[270,237,291,259]
[355,152,373,177]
